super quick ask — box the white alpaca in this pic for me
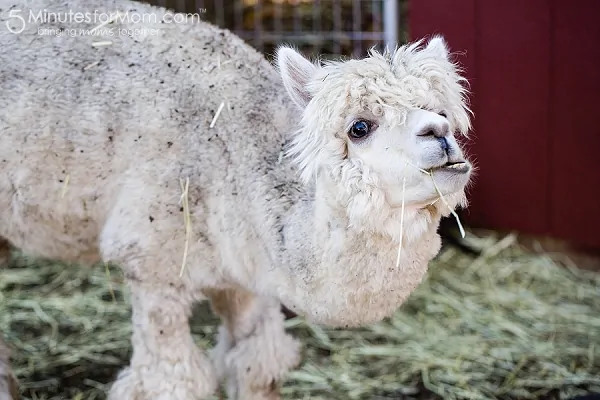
[0,0,473,398]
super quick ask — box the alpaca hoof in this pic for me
[108,361,217,400]
[224,332,301,400]
[107,367,143,400]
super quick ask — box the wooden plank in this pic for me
[409,0,476,82]
[549,0,600,249]
[464,0,552,236]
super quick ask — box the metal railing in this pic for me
[141,0,405,59]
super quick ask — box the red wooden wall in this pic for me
[410,0,600,250]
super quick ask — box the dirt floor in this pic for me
[1,230,599,400]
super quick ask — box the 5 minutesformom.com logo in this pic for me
[5,8,207,34]
[6,9,26,33]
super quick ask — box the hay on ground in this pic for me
[0,231,599,400]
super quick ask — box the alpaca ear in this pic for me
[276,46,318,109]
[425,35,450,60]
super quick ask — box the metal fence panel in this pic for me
[141,0,407,59]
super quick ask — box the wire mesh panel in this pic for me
[142,0,407,60]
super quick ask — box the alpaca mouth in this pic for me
[432,161,470,174]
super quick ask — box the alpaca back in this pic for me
[0,0,301,267]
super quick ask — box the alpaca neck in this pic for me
[267,174,442,328]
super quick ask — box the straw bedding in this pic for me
[1,231,599,400]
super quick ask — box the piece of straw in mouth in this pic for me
[428,169,466,238]
[179,177,191,277]
[210,101,225,128]
[405,162,466,238]
[406,160,431,176]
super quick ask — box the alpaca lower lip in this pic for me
[434,161,470,174]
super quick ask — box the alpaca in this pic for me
[0,0,473,398]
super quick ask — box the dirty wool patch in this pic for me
[1,232,599,400]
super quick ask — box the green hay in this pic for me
[1,231,599,400]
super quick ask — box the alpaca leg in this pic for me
[0,238,12,267]
[107,281,217,400]
[0,337,19,400]
[100,182,219,400]
[207,288,302,400]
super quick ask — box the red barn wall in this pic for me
[409,0,600,250]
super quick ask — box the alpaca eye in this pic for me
[348,120,371,140]
[439,112,448,118]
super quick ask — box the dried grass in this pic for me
[1,231,599,400]
[427,169,466,239]
[60,174,70,199]
[82,62,100,71]
[178,177,191,277]
[210,102,225,129]
[90,41,112,48]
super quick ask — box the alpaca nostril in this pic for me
[417,123,449,138]
[417,129,437,138]
[438,136,449,153]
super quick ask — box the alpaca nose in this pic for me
[416,121,451,153]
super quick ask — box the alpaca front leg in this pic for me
[207,288,302,400]
[108,282,217,400]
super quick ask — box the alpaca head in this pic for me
[276,36,473,243]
